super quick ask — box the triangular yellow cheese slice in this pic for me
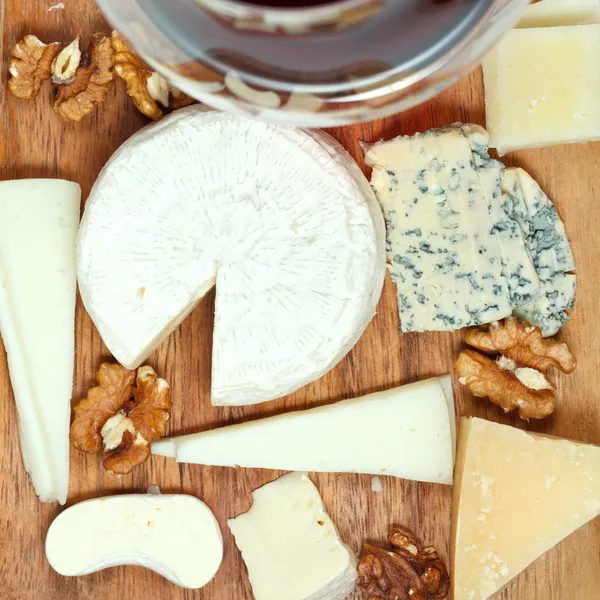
[452,417,600,600]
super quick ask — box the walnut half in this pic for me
[112,31,194,120]
[71,363,172,475]
[456,317,576,420]
[54,33,115,122]
[357,526,449,600]
[8,35,62,99]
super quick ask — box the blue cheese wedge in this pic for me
[364,125,536,332]
[501,168,576,335]
[460,125,540,307]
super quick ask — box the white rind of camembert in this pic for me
[77,107,386,406]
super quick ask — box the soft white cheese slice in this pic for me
[46,493,223,588]
[0,179,80,504]
[228,472,358,600]
[77,107,386,406]
[152,375,456,484]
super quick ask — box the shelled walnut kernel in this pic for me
[456,317,576,420]
[70,363,172,475]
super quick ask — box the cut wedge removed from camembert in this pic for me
[452,417,600,600]
[0,179,80,504]
[77,107,386,406]
[153,376,456,484]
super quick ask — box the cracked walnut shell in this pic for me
[71,363,172,475]
[8,35,62,99]
[54,33,114,122]
[456,318,576,420]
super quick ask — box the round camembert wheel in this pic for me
[77,108,385,406]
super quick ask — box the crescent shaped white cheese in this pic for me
[45,494,223,589]
[77,107,386,406]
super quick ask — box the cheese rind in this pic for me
[228,472,357,600]
[46,493,223,588]
[77,107,386,406]
[452,418,600,600]
[152,376,457,485]
[484,25,600,155]
[0,179,80,504]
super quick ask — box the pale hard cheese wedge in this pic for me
[484,25,600,155]
[152,376,456,484]
[0,179,80,504]
[228,472,357,600]
[46,493,223,588]
[517,0,600,28]
[452,418,600,600]
[77,107,386,406]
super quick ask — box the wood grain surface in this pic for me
[1,2,599,599]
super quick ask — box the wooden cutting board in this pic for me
[1,2,599,599]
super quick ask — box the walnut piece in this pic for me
[8,35,62,99]
[388,527,449,600]
[51,37,82,85]
[358,544,427,600]
[357,527,449,600]
[71,363,172,475]
[169,84,195,110]
[112,32,164,120]
[54,33,114,121]
[456,317,576,420]
[112,32,195,119]
[465,317,576,374]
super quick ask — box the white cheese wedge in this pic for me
[364,124,538,333]
[452,418,600,600]
[77,107,386,406]
[0,179,80,504]
[517,0,600,28]
[502,168,576,335]
[46,493,223,588]
[483,25,600,155]
[152,375,456,484]
[228,472,357,600]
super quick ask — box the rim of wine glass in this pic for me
[194,0,528,96]
[98,0,529,124]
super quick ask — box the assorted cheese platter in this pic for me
[1,0,600,599]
